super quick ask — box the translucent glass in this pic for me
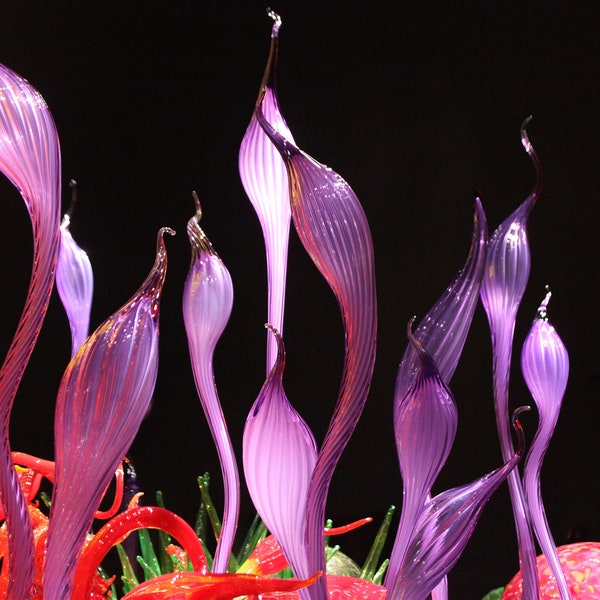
[239,10,295,373]
[182,195,239,573]
[479,119,542,600]
[521,290,571,599]
[386,332,458,596]
[44,228,173,600]
[256,99,378,600]
[0,62,61,598]
[395,198,487,399]
[57,213,94,357]
[394,408,527,600]
[243,325,318,580]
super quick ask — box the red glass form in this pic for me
[521,290,571,599]
[0,62,61,598]
[502,542,600,600]
[239,10,295,374]
[479,118,542,600]
[44,228,173,600]
[71,505,208,600]
[182,194,239,573]
[119,571,321,600]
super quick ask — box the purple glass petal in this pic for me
[479,118,541,600]
[0,63,61,598]
[183,194,239,574]
[521,290,571,599]
[239,11,295,374]
[385,328,458,593]
[243,325,318,581]
[395,198,487,400]
[44,228,173,600]
[256,96,377,598]
[394,407,527,600]
[57,213,94,357]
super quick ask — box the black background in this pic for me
[1,2,599,597]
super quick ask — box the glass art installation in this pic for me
[0,9,596,600]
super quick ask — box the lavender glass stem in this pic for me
[480,119,542,599]
[183,196,239,573]
[521,291,571,599]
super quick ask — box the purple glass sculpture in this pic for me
[395,198,487,398]
[395,407,527,600]
[239,10,295,374]
[183,193,239,573]
[243,325,318,580]
[44,228,173,600]
[386,326,458,597]
[255,64,377,600]
[521,289,571,599]
[480,118,542,600]
[0,62,61,598]
[57,201,94,358]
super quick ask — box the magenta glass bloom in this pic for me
[239,11,295,374]
[479,119,541,599]
[44,228,173,600]
[521,290,571,599]
[386,330,458,597]
[394,407,527,600]
[0,63,61,598]
[57,213,94,357]
[183,195,239,573]
[243,325,318,580]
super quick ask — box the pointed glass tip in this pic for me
[267,8,282,37]
[191,190,202,223]
[520,115,534,152]
[535,286,552,321]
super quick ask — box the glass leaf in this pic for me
[0,63,61,598]
[395,197,487,398]
[386,330,458,591]
[119,571,321,600]
[243,325,318,582]
[239,11,295,373]
[393,408,527,600]
[521,290,571,599]
[255,55,377,599]
[479,118,542,600]
[57,213,94,357]
[44,228,173,600]
[183,195,239,574]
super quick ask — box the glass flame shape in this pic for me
[394,407,528,600]
[239,10,295,374]
[57,208,94,357]
[479,117,542,600]
[395,197,487,398]
[255,35,377,599]
[44,228,173,600]
[0,62,61,598]
[243,325,318,580]
[182,193,239,573]
[521,289,571,599]
[119,571,321,600]
[386,325,458,596]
